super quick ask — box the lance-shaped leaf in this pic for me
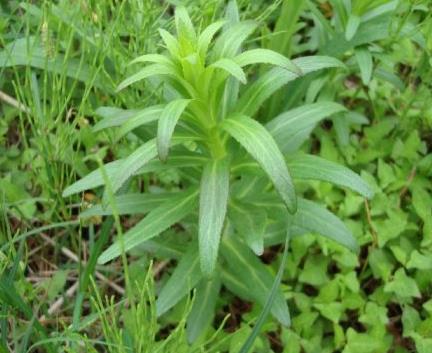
[159,28,180,57]
[228,200,267,255]
[80,192,181,218]
[237,56,345,116]
[210,58,247,84]
[187,276,221,342]
[222,115,296,213]
[221,237,290,326]
[156,245,202,316]
[288,153,374,198]
[234,48,301,75]
[212,20,257,59]
[116,63,177,92]
[98,189,198,264]
[129,53,174,66]
[292,198,358,251]
[198,20,225,58]
[355,47,373,85]
[199,158,230,276]
[93,107,141,132]
[111,139,158,194]
[116,105,163,139]
[266,101,347,152]
[157,99,191,161]
[175,6,197,44]
[345,14,361,41]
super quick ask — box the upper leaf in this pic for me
[222,115,297,213]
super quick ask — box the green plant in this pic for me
[63,1,373,343]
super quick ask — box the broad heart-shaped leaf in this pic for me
[266,102,347,152]
[228,200,267,255]
[156,245,202,316]
[186,276,221,343]
[210,58,247,84]
[157,99,191,161]
[116,63,177,92]
[80,192,181,218]
[292,198,358,251]
[237,55,345,117]
[199,158,230,276]
[287,153,374,199]
[355,47,373,85]
[62,149,205,197]
[211,20,257,60]
[222,115,297,213]
[233,48,301,75]
[97,189,198,264]
[221,236,290,326]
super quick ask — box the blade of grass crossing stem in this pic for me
[72,217,115,331]
[199,158,230,276]
[239,231,290,353]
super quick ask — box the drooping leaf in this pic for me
[210,58,247,84]
[222,115,296,213]
[221,236,291,326]
[93,107,142,132]
[116,105,163,138]
[80,192,180,218]
[292,198,358,251]
[157,99,191,161]
[198,158,230,276]
[234,48,301,74]
[116,64,177,92]
[187,276,221,342]
[156,245,202,316]
[98,189,198,264]
[355,47,373,85]
[237,55,344,116]
[266,101,347,152]
[287,153,374,198]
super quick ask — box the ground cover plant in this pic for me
[1,0,431,352]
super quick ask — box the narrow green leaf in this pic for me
[221,236,290,326]
[234,48,301,75]
[228,200,267,255]
[159,28,180,57]
[266,102,347,152]
[239,232,290,353]
[210,58,247,83]
[98,189,198,264]
[156,245,202,316]
[157,99,191,161]
[111,139,158,193]
[199,158,230,276]
[288,153,374,198]
[187,276,221,343]
[345,14,361,41]
[93,107,140,132]
[355,47,373,85]
[293,198,358,251]
[212,21,257,59]
[198,21,225,58]
[129,53,174,66]
[116,64,177,92]
[116,105,163,138]
[175,6,197,43]
[80,193,178,218]
[237,55,344,116]
[222,115,296,213]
